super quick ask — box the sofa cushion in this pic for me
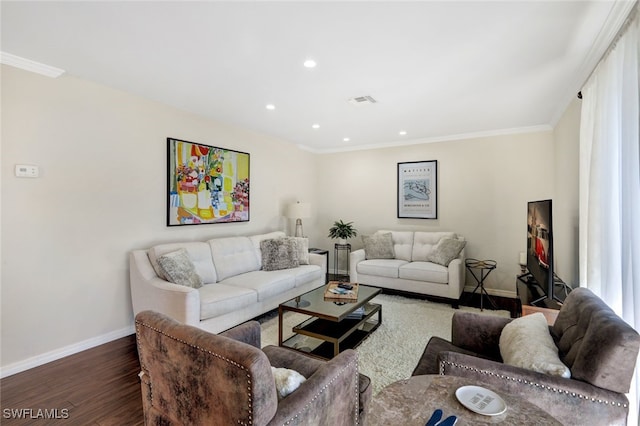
[198,283,258,320]
[399,261,449,284]
[362,233,395,259]
[156,249,203,288]
[261,238,299,271]
[499,312,571,378]
[291,264,323,287]
[292,237,310,265]
[356,259,408,278]
[249,231,286,268]
[378,230,414,261]
[148,242,217,284]
[209,237,260,281]
[222,270,296,301]
[411,232,456,261]
[425,238,466,266]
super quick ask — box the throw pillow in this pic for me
[261,238,299,271]
[271,366,306,399]
[156,249,203,289]
[425,238,466,266]
[499,312,571,378]
[289,237,309,265]
[362,233,395,259]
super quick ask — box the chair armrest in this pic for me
[437,351,629,425]
[349,249,365,281]
[268,349,361,426]
[451,311,512,358]
[129,251,201,326]
[220,321,261,348]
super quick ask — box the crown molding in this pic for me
[0,52,65,78]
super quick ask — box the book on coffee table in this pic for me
[324,281,359,301]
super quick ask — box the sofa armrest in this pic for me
[308,252,327,273]
[220,320,261,348]
[437,351,629,425]
[268,349,361,426]
[349,249,366,282]
[451,311,512,358]
[129,251,201,326]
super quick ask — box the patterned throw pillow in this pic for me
[362,233,395,259]
[425,238,466,266]
[261,238,299,271]
[156,249,203,288]
[289,237,309,265]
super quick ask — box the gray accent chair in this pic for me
[135,310,371,425]
[412,288,640,425]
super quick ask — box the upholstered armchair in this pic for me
[135,310,371,425]
[412,288,640,425]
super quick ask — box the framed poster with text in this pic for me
[397,160,437,219]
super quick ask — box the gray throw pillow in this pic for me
[425,238,466,266]
[157,249,203,288]
[261,238,299,271]
[362,233,395,259]
[289,237,309,265]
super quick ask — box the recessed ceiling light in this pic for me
[303,59,317,68]
[343,137,350,142]
[312,124,320,129]
[399,130,407,136]
[265,104,275,110]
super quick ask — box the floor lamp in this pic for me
[287,202,311,237]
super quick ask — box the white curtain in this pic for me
[579,8,640,425]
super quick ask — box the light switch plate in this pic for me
[15,164,39,178]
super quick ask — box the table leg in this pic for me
[278,306,283,346]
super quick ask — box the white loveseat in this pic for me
[349,231,465,305]
[130,231,326,334]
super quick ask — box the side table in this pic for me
[368,375,561,425]
[465,259,497,311]
[333,243,351,282]
[308,248,329,283]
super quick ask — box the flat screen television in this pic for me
[526,199,561,304]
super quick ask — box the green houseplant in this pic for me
[328,220,358,245]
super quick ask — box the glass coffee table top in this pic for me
[280,284,381,321]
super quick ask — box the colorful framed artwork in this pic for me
[397,160,438,219]
[167,138,250,226]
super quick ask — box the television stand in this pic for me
[516,272,570,309]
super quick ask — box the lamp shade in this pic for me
[286,202,311,219]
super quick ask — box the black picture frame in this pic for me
[167,137,250,226]
[397,160,438,219]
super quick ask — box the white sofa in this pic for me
[130,231,326,334]
[349,231,465,304]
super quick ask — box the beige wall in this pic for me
[0,66,318,372]
[314,131,556,296]
[553,98,581,287]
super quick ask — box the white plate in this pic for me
[455,385,507,416]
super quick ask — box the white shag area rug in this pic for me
[260,294,510,394]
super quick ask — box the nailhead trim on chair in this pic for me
[135,320,256,425]
[439,360,628,409]
[282,356,360,425]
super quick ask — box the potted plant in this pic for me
[328,220,358,245]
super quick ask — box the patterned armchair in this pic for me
[412,288,640,425]
[135,310,371,425]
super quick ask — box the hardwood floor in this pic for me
[0,292,517,425]
[1,335,143,425]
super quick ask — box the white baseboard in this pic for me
[0,325,135,379]
[464,285,517,299]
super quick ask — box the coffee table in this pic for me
[278,284,382,358]
[368,375,561,425]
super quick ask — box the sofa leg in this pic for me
[451,302,459,309]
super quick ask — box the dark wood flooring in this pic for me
[0,292,518,425]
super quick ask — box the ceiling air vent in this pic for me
[347,95,377,106]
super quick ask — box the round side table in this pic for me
[465,258,497,311]
[368,375,561,425]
